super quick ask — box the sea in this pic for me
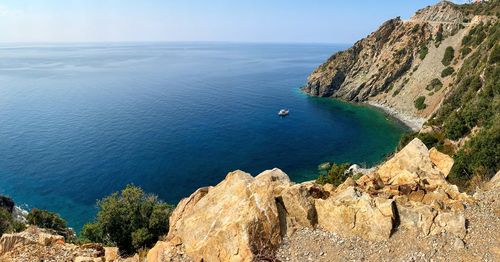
[0,42,408,231]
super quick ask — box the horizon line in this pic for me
[0,40,352,46]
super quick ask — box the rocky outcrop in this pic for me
[301,1,485,128]
[148,169,295,262]
[148,138,472,261]
[0,226,133,262]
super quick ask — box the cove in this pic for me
[0,42,408,231]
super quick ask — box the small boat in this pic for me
[278,109,289,116]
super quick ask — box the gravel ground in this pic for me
[276,186,499,262]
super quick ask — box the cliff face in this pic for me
[302,1,490,128]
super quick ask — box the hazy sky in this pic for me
[0,0,466,43]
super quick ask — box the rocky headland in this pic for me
[301,1,497,130]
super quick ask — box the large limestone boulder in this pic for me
[375,138,442,187]
[315,187,394,241]
[148,169,292,262]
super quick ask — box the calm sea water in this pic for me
[0,43,407,231]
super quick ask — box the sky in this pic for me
[0,0,468,44]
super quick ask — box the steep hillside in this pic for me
[302,1,498,130]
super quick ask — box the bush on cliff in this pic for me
[419,46,429,60]
[80,185,173,254]
[442,46,455,66]
[441,66,455,77]
[414,96,427,110]
[27,208,73,240]
[0,209,12,236]
[316,163,352,186]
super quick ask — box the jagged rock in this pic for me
[0,232,34,255]
[0,226,119,261]
[280,182,318,231]
[429,147,454,177]
[104,247,119,262]
[315,187,395,241]
[411,1,464,24]
[149,169,291,262]
[430,212,466,239]
[395,198,437,236]
[375,138,442,187]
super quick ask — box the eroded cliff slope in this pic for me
[302,1,498,129]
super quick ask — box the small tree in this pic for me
[441,66,455,77]
[442,46,455,66]
[419,46,429,60]
[426,78,443,91]
[81,185,173,254]
[414,96,427,110]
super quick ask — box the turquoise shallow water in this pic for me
[0,42,408,231]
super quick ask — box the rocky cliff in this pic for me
[302,1,497,130]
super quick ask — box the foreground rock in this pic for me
[148,169,294,262]
[0,226,135,262]
[148,138,472,261]
[277,177,500,262]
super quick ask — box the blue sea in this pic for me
[0,43,408,231]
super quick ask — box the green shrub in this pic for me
[0,209,26,236]
[442,47,455,66]
[397,131,445,152]
[449,121,500,186]
[0,209,11,236]
[397,132,417,151]
[461,47,472,58]
[462,35,472,46]
[426,78,443,91]
[414,96,427,110]
[441,66,455,77]
[444,112,469,140]
[419,46,429,60]
[418,132,440,149]
[316,163,352,186]
[490,43,500,64]
[412,24,420,33]
[27,209,72,238]
[81,185,173,254]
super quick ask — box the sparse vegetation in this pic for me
[428,21,500,190]
[0,209,26,236]
[414,96,427,110]
[27,209,74,240]
[426,78,443,91]
[316,163,352,186]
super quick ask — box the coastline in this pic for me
[365,101,425,132]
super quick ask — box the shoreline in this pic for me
[300,89,425,132]
[365,101,425,132]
